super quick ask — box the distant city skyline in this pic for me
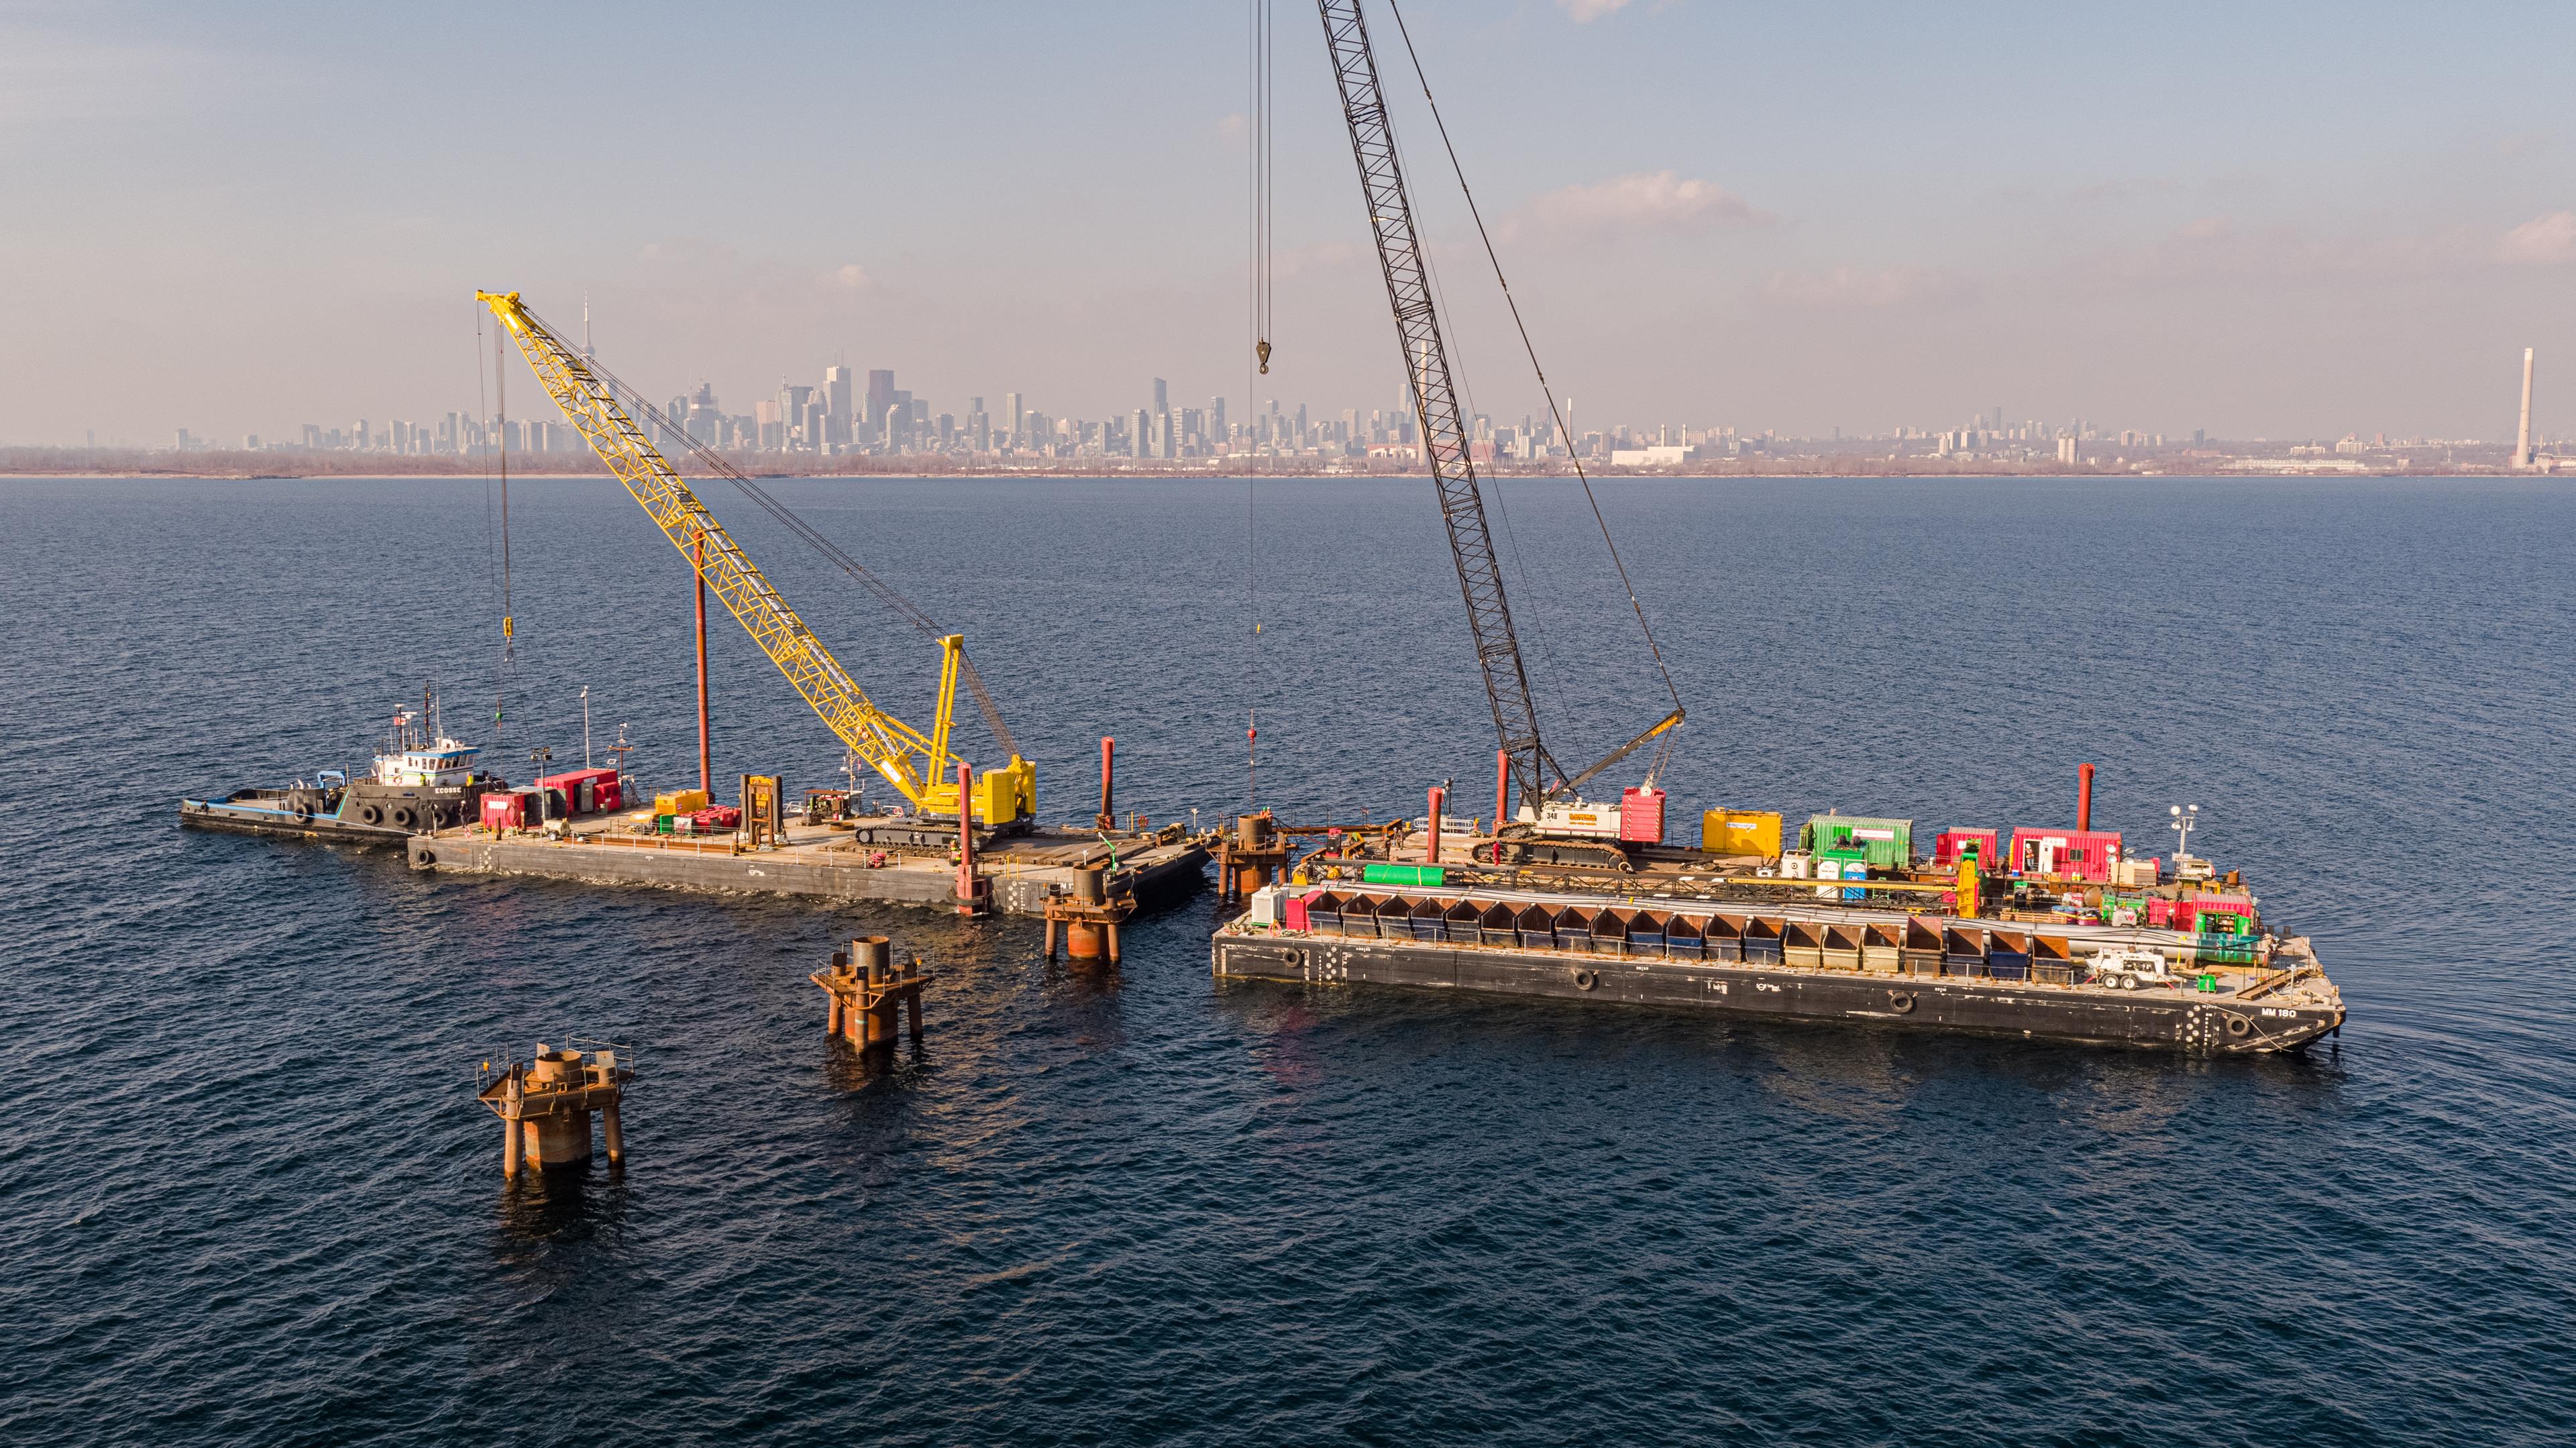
[5,1,2574,446]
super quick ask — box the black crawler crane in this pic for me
[1311,0,1682,862]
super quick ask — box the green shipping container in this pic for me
[1362,864,1446,888]
[655,814,675,834]
[1800,815,1915,868]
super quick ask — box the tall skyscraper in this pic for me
[867,369,897,427]
[1152,378,1168,415]
[1131,408,1149,459]
[1004,392,1024,446]
[823,366,853,446]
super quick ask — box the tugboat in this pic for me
[180,694,508,845]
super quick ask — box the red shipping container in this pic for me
[1933,829,2000,868]
[481,790,528,830]
[1283,890,1316,932]
[2147,898,2181,929]
[692,805,743,831]
[1619,786,1666,844]
[537,767,622,817]
[2006,828,2125,882]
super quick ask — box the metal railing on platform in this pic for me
[580,833,741,857]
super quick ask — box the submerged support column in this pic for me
[1065,868,1108,960]
[854,937,892,1045]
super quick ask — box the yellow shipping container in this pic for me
[1701,808,1783,860]
[655,788,710,816]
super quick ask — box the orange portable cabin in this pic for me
[2006,828,2123,883]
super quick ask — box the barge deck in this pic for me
[409,815,1212,919]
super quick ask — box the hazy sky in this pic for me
[7,0,2575,446]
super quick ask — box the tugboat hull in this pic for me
[1211,929,2341,1055]
[179,793,414,845]
[179,778,501,847]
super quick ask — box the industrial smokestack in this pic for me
[2518,348,2536,468]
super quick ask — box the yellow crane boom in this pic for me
[476,290,1033,824]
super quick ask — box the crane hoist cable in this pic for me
[1380,0,1684,784]
[1246,0,1277,805]
[487,307,517,745]
[1251,0,1275,375]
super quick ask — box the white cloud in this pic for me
[1514,170,1774,239]
[830,263,871,289]
[2500,211,2576,264]
[1763,264,1977,309]
[1557,0,1631,19]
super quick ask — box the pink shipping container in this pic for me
[1933,829,2000,868]
[1619,786,1666,845]
[2006,828,2124,882]
[2147,898,2182,929]
[481,791,529,830]
[1283,890,1316,932]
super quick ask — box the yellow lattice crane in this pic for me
[476,290,1034,825]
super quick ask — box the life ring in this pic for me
[2224,1015,2253,1039]
[359,804,383,825]
[388,805,417,829]
[1888,990,1917,1015]
[293,804,313,823]
[1572,968,1600,991]
[417,850,437,867]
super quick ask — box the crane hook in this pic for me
[1256,338,1271,375]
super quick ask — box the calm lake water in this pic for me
[3,472,2570,1445]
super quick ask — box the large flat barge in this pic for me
[1212,885,2339,1053]
[407,812,1210,919]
